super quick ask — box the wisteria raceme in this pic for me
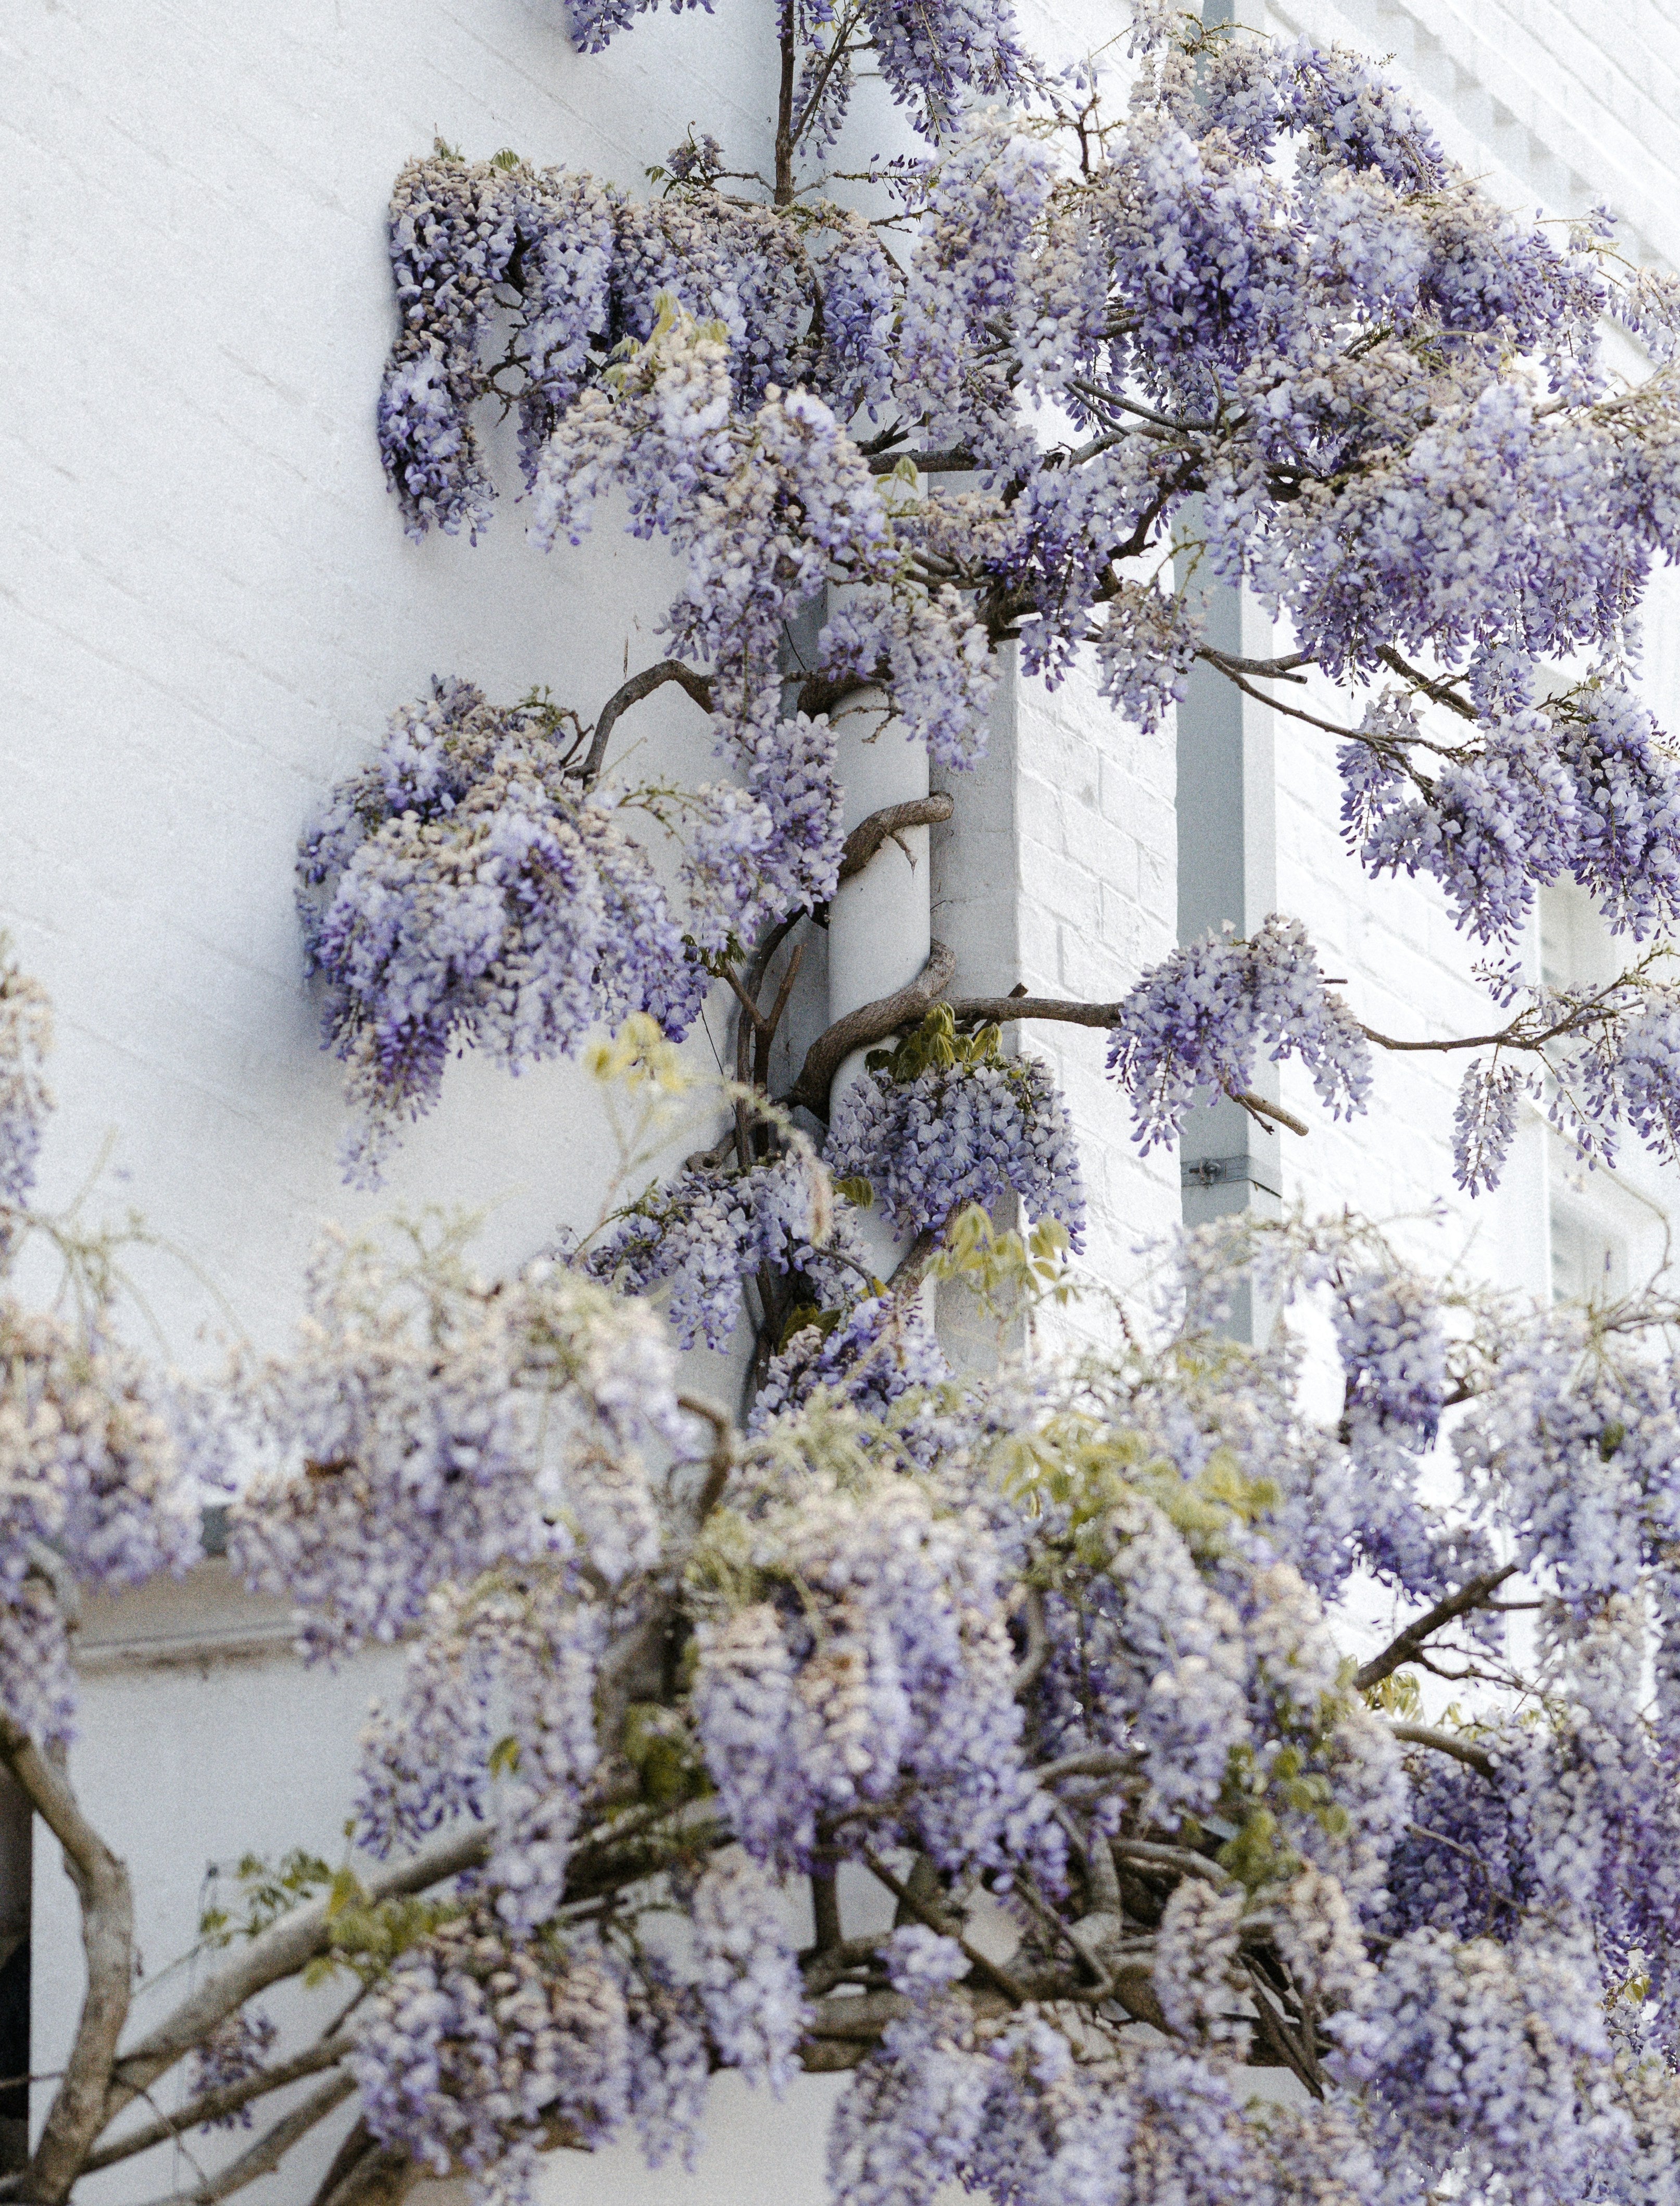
[621,1954,712,2172]
[689,1852,807,2090]
[0,1300,212,1744]
[749,1290,949,1431]
[299,680,706,1185]
[1333,1926,1626,2202]
[380,155,517,541]
[185,2010,279,2129]
[585,1144,828,1352]
[1108,915,1372,1151]
[828,1039,1087,1248]
[528,299,914,764]
[228,1233,673,1658]
[356,1574,606,1933]
[0,939,50,1263]
[1452,1054,1534,1195]
[351,1917,633,2204]
[1324,1264,1470,1597]
[689,1467,1045,1878]
[1343,686,1680,945]
[1150,1881,1250,2055]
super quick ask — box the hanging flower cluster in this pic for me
[299,679,708,1185]
[1445,962,1680,1195]
[227,1230,675,1658]
[0,941,50,1265]
[687,1464,1056,1879]
[1107,914,1372,1152]
[584,1142,830,1352]
[349,1917,634,2203]
[827,1008,1087,1248]
[750,1290,950,1431]
[23,885,1680,2206]
[1343,684,1680,945]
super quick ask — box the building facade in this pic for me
[7,0,1680,2199]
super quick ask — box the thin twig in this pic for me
[1355,1565,1519,1690]
[861,1851,1029,2006]
[85,2035,356,2174]
[125,2075,356,2206]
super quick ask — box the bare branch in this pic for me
[1235,1091,1310,1137]
[947,994,1119,1030]
[307,2118,421,2206]
[0,1717,134,2204]
[1388,1722,1497,1780]
[864,447,979,476]
[576,660,713,789]
[126,2075,357,2206]
[804,1990,911,2038]
[676,1390,738,1520]
[1354,1565,1519,1691]
[861,1850,1029,2006]
[1113,1840,1233,1886]
[85,2034,354,2174]
[1011,1586,1050,1700]
[786,941,957,1116]
[1029,1749,1133,1785]
[794,670,883,722]
[1197,651,1359,742]
[886,1229,938,1298]
[835,795,955,885]
[1375,646,1480,723]
[754,939,807,1089]
[106,1824,493,2124]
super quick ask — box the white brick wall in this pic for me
[9,2,1680,2202]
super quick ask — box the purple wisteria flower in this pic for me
[0,942,50,1263]
[585,1145,828,1352]
[828,1016,1086,1248]
[1108,914,1371,1150]
[228,1236,673,1659]
[299,680,710,1185]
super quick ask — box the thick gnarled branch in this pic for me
[786,941,958,1115]
[575,660,714,788]
[835,793,954,885]
[0,1718,133,2204]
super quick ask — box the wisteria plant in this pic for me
[17,1,1680,2204]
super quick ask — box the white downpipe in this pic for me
[828,691,931,1281]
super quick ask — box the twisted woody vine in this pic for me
[15,1,1680,2202]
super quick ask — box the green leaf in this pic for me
[325,1866,367,1923]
